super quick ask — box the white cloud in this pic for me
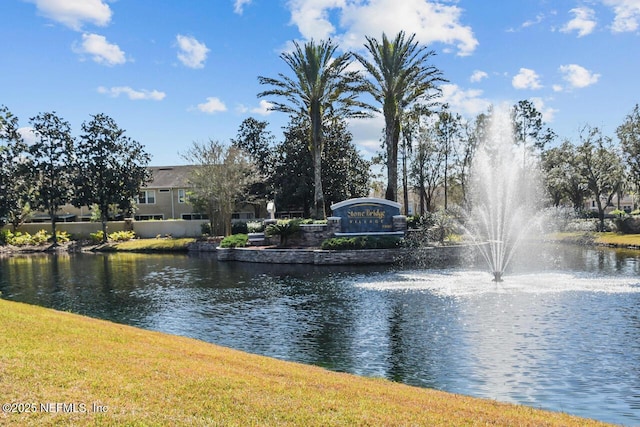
[347,112,385,158]
[176,35,210,69]
[529,97,558,123]
[251,100,274,115]
[73,33,126,66]
[234,0,253,15]
[18,127,37,146]
[197,97,227,114]
[512,68,543,90]
[27,0,112,30]
[603,0,640,32]
[236,100,274,115]
[287,0,341,41]
[470,70,488,83]
[287,0,478,56]
[561,7,597,37]
[521,13,545,28]
[558,64,600,89]
[438,84,491,117]
[97,86,166,101]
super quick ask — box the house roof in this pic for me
[145,165,195,189]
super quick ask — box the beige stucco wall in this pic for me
[135,188,194,219]
[131,219,207,237]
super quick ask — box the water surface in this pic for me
[1,245,638,425]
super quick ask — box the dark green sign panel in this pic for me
[330,198,401,233]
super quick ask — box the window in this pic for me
[178,189,187,204]
[181,213,208,220]
[134,214,164,220]
[137,190,155,204]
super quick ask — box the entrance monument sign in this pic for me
[329,198,405,234]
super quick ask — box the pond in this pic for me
[1,244,639,425]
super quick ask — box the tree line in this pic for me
[256,30,640,230]
[395,100,639,233]
[0,107,150,243]
[257,31,445,219]
[3,29,639,238]
[180,115,371,236]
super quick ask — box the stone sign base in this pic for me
[217,247,407,264]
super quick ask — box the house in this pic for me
[584,193,636,215]
[24,165,264,223]
[135,165,200,220]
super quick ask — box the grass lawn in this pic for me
[593,232,640,246]
[106,237,197,252]
[549,231,640,247]
[0,299,613,426]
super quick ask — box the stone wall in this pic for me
[217,247,406,264]
[216,246,465,265]
[285,223,330,247]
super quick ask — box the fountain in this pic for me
[465,105,542,281]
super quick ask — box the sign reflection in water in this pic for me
[0,247,638,425]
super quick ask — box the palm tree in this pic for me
[258,39,370,219]
[355,31,445,202]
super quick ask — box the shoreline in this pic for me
[0,298,613,426]
[1,232,639,259]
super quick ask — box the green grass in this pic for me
[107,237,196,252]
[593,232,640,246]
[0,299,613,426]
[549,231,640,247]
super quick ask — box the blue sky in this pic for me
[1,0,639,166]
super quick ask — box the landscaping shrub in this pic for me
[53,230,71,243]
[89,230,136,243]
[321,236,402,250]
[201,222,212,236]
[610,209,626,218]
[89,230,105,243]
[564,219,600,232]
[30,229,51,245]
[265,219,301,247]
[232,221,248,234]
[427,210,460,244]
[219,234,248,248]
[406,214,435,230]
[109,230,136,242]
[581,210,599,219]
[8,232,30,246]
[1,229,52,246]
[0,229,10,245]
[300,219,327,225]
[247,221,264,233]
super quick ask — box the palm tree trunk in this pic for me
[311,105,325,219]
[384,113,400,202]
[313,146,325,219]
[402,141,409,215]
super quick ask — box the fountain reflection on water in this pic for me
[465,105,542,281]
